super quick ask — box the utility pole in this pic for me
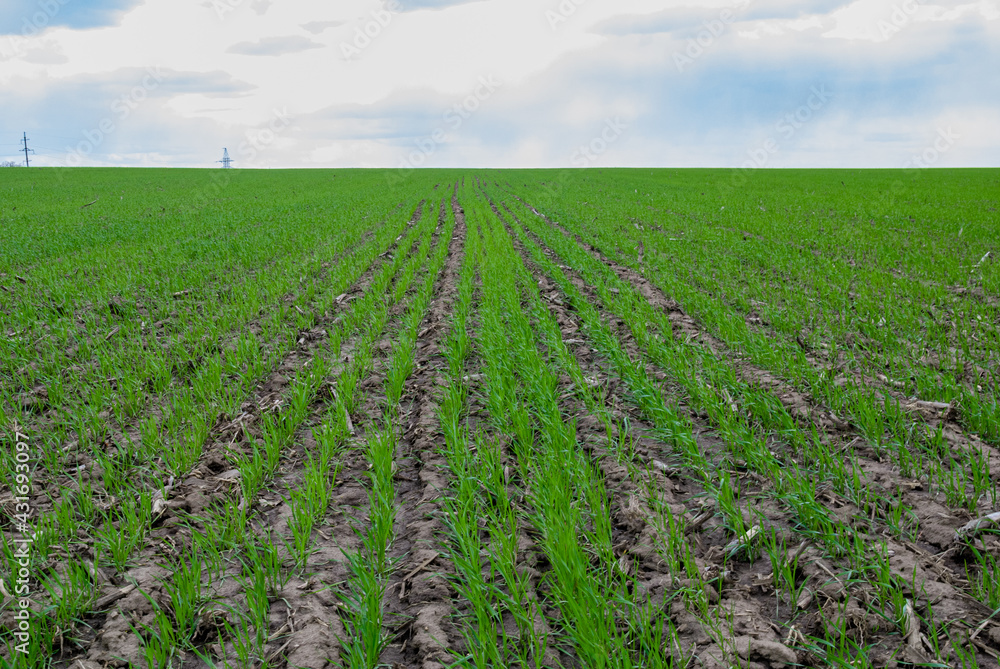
[218,148,233,169]
[21,132,33,167]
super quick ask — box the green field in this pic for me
[1,167,999,668]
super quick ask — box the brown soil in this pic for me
[492,193,1000,668]
[0,205,415,542]
[5,186,999,669]
[5,203,431,668]
[510,193,1000,506]
[378,194,467,668]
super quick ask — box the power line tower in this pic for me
[218,148,233,169]
[21,132,33,167]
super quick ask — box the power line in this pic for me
[218,147,233,168]
[21,132,34,167]
[29,133,90,142]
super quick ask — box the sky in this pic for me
[0,0,997,169]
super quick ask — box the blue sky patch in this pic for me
[0,0,141,36]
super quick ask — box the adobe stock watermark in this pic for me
[238,107,294,163]
[194,107,294,205]
[902,126,958,169]
[208,0,269,21]
[546,0,590,31]
[538,116,630,206]
[385,75,502,187]
[572,116,628,167]
[0,0,71,61]
[874,126,959,210]
[744,84,832,169]
[208,0,244,20]
[723,84,832,193]
[7,426,35,655]
[874,0,929,40]
[59,66,166,168]
[673,0,753,72]
[340,0,402,61]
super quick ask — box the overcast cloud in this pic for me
[0,0,997,168]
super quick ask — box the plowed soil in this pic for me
[3,179,999,669]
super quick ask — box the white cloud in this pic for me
[227,35,323,55]
[821,0,1000,41]
[0,0,997,167]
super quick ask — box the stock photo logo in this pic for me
[719,84,834,194]
[743,85,833,169]
[672,0,753,72]
[902,126,959,169]
[386,75,502,185]
[546,0,589,30]
[571,117,628,167]
[340,0,402,60]
[1,0,70,60]
[61,67,166,167]
[874,0,932,39]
